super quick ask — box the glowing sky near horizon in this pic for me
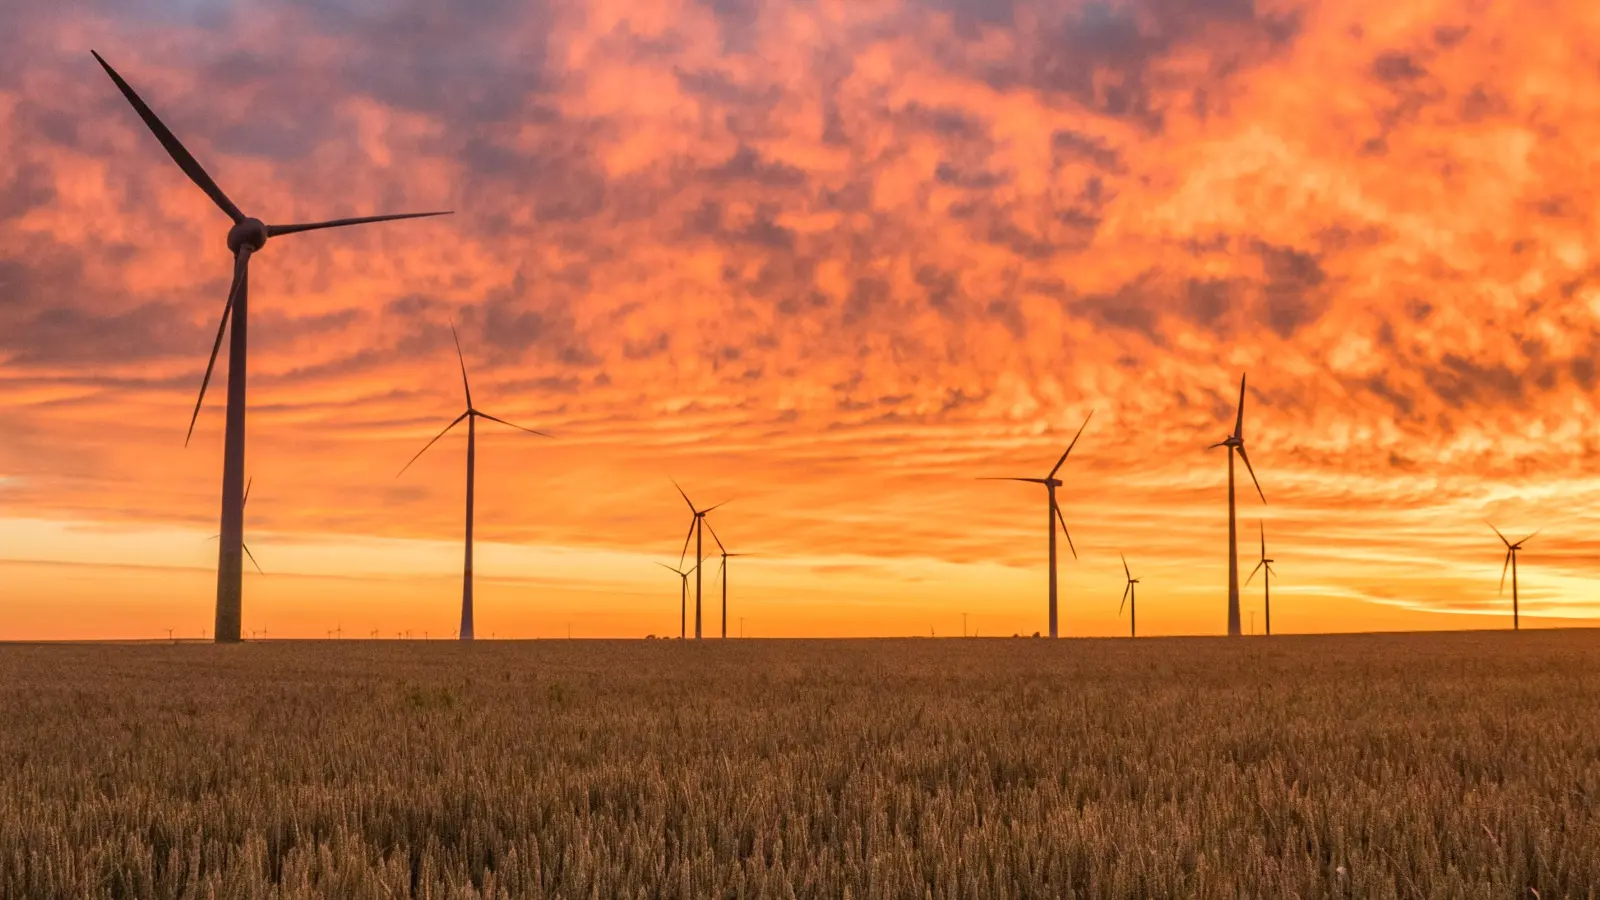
[5,0,1600,639]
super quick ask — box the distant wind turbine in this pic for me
[398,325,550,641]
[706,521,752,639]
[1208,374,1265,637]
[672,481,728,640]
[1245,521,1276,636]
[1490,523,1538,631]
[1119,553,1139,638]
[657,562,696,639]
[978,411,1094,638]
[208,477,264,574]
[91,52,450,643]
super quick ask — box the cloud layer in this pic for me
[4,0,1600,636]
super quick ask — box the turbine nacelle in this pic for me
[226,217,268,253]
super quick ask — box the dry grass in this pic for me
[2,632,1598,899]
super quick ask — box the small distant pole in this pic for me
[201,628,206,640]
[740,617,744,638]
[166,628,174,642]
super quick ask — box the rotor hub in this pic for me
[227,217,268,253]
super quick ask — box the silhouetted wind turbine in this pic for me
[706,521,752,639]
[1119,553,1139,638]
[673,481,728,640]
[1245,521,1276,636]
[978,411,1093,638]
[1490,523,1538,631]
[1208,374,1265,637]
[398,326,549,641]
[208,477,264,574]
[657,562,696,639]
[92,52,450,644]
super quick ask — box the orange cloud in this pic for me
[4,0,1600,638]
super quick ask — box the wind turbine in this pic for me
[1208,374,1265,637]
[1490,523,1538,630]
[672,481,728,640]
[1245,521,1276,636]
[208,477,264,574]
[398,325,550,641]
[705,522,752,639]
[91,53,450,644]
[1119,553,1139,638]
[978,411,1094,638]
[657,562,696,639]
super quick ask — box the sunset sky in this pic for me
[4,0,1600,640]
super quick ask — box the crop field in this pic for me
[2,633,1598,899]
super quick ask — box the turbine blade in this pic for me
[678,517,696,568]
[1487,521,1511,548]
[701,500,731,515]
[475,411,551,438]
[242,542,264,575]
[705,518,727,555]
[976,477,1048,483]
[1047,409,1095,479]
[450,322,472,408]
[1500,550,1511,594]
[396,412,468,477]
[1236,445,1266,504]
[91,51,244,224]
[655,562,682,575]
[185,247,251,447]
[1206,441,1228,450]
[1121,552,1130,581]
[1246,559,1264,586]
[264,211,453,238]
[1054,502,1077,560]
[1521,529,1541,546]
[671,479,697,514]
[243,476,252,509]
[1119,584,1130,616]
[1259,520,1266,558]
[1234,373,1247,439]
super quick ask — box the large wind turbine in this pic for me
[673,481,727,640]
[398,326,549,641]
[1208,374,1265,637]
[656,562,696,639]
[92,52,450,643]
[1490,523,1538,631]
[706,521,752,639]
[1245,521,1276,636]
[1119,553,1138,638]
[978,411,1094,638]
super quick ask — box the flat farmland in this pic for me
[2,633,1598,899]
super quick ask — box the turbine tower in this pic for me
[1490,523,1538,631]
[92,52,450,643]
[1208,374,1265,637]
[706,521,752,639]
[657,562,695,639]
[978,411,1093,638]
[398,326,549,641]
[673,481,727,640]
[1245,521,1276,636]
[1119,553,1139,638]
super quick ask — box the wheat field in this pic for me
[1,632,1597,899]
